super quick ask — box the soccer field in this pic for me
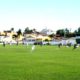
[0,45,80,80]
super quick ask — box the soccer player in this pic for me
[58,43,62,48]
[3,41,5,47]
[73,44,77,49]
[31,45,35,52]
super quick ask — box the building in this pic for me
[41,28,54,35]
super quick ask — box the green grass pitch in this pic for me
[0,45,80,80]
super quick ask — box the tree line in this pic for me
[56,27,80,38]
[9,27,80,38]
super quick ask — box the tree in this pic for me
[24,27,33,34]
[77,27,80,34]
[24,27,29,33]
[74,27,80,36]
[11,27,14,31]
[32,28,36,33]
[17,29,22,36]
[56,29,64,37]
[64,28,70,38]
[74,30,77,36]
[64,28,69,34]
[56,28,70,37]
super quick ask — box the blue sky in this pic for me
[0,0,80,32]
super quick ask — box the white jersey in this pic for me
[31,45,35,51]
